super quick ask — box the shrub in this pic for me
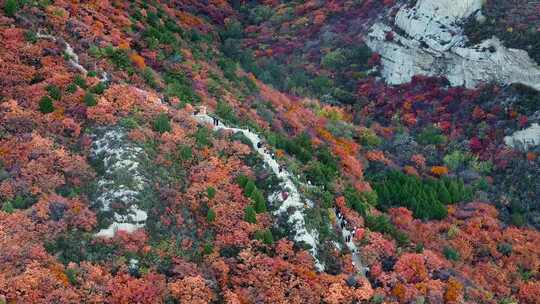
[358,128,382,148]
[46,84,62,100]
[218,58,238,82]
[130,53,146,69]
[430,166,449,176]
[220,20,243,40]
[73,75,87,88]
[306,160,336,188]
[254,229,274,244]
[206,208,216,222]
[243,180,256,197]
[142,67,158,89]
[497,242,513,256]
[65,268,78,285]
[177,145,193,161]
[244,206,257,224]
[365,214,409,246]
[103,46,131,70]
[365,214,395,235]
[326,120,355,139]
[236,175,249,188]
[443,151,467,171]
[24,30,37,43]
[153,113,171,134]
[241,75,258,94]
[344,186,377,216]
[270,132,313,163]
[164,71,200,104]
[202,243,214,255]
[39,96,55,113]
[206,187,216,199]
[1,201,14,213]
[322,49,346,70]
[248,5,273,25]
[416,125,447,145]
[194,126,212,147]
[321,191,334,209]
[4,0,18,17]
[119,117,139,130]
[216,100,238,124]
[90,82,107,94]
[443,246,460,261]
[66,83,78,94]
[83,92,97,106]
[511,213,525,227]
[251,189,267,213]
[471,159,493,174]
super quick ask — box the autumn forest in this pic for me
[0,0,539,303]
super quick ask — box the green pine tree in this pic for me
[153,113,171,133]
[447,180,461,203]
[244,180,256,197]
[437,182,452,205]
[3,0,18,17]
[236,175,249,188]
[254,229,274,244]
[39,96,55,114]
[84,92,97,106]
[206,187,216,199]
[251,189,267,213]
[46,85,62,100]
[207,208,216,222]
[262,230,274,244]
[244,205,257,224]
[2,201,14,213]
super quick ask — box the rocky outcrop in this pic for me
[90,127,149,238]
[366,0,540,91]
[504,123,540,151]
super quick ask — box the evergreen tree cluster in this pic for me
[371,170,473,220]
[305,147,339,188]
[254,229,274,244]
[343,186,378,217]
[267,132,313,163]
[237,175,267,219]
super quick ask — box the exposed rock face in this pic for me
[90,127,149,238]
[366,0,540,91]
[504,123,540,150]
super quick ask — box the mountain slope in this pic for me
[0,1,539,303]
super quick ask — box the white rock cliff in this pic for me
[366,0,540,91]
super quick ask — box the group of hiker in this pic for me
[194,106,361,258]
[335,208,359,250]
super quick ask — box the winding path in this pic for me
[194,113,323,270]
[335,212,367,276]
[194,113,366,275]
